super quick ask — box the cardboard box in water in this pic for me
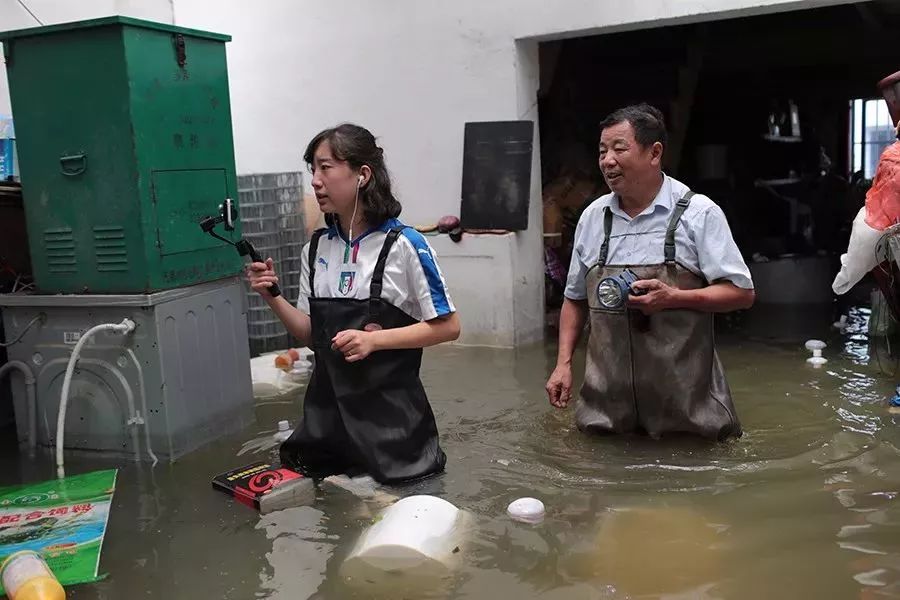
[213,461,315,513]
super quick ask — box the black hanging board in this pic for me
[460,121,534,231]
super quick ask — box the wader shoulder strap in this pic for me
[664,191,695,265]
[597,207,614,267]
[369,227,405,302]
[307,228,327,299]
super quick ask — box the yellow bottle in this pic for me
[1,551,65,600]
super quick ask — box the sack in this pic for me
[833,207,882,294]
[864,141,900,230]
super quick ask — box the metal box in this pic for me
[0,278,254,461]
[0,17,243,293]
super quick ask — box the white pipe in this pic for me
[92,357,141,465]
[126,348,158,467]
[52,356,139,461]
[0,360,37,454]
[42,355,141,463]
[56,318,135,478]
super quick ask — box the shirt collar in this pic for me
[327,218,403,241]
[379,218,403,233]
[609,174,672,220]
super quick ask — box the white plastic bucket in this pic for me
[343,495,464,574]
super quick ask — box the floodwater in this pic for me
[3,303,900,599]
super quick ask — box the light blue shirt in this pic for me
[564,175,753,300]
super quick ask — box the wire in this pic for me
[0,314,42,347]
[348,181,360,247]
[15,0,44,25]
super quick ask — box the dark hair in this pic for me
[599,103,668,150]
[303,123,402,226]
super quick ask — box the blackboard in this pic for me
[460,121,534,231]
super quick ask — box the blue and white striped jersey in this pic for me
[296,218,455,322]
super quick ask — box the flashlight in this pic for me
[596,268,646,310]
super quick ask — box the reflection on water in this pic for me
[1,304,900,598]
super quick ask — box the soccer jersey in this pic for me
[296,218,456,322]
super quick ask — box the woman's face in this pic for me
[309,140,360,216]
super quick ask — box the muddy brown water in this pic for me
[2,305,900,599]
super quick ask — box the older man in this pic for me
[545,103,754,440]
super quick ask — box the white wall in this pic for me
[171,0,855,346]
[1,0,858,346]
[171,0,854,222]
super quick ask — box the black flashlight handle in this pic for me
[621,268,648,297]
[238,239,281,298]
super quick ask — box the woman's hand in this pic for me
[331,313,461,362]
[332,330,378,362]
[247,258,279,298]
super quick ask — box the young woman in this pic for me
[247,124,459,484]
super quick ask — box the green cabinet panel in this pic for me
[0,17,242,293]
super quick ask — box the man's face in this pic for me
[599,121,662,196]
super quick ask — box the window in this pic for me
[850,98,896,179]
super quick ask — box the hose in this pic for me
[0,360,37,454]
[57,318,135,478]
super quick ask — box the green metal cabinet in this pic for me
[0,17,243,293]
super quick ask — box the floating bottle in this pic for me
[1,551,65,600]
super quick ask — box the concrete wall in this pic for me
[171,0,855,347]
[1,0,857,346]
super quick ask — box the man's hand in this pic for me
[546,363,573,408]
[332,330,378,362]
[627,279,680,315]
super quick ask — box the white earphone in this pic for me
[349,174,364,246]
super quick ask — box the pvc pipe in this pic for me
[127,348,158,467]
[0,360,37,454]
[57,319,135,478]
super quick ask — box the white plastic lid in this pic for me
[277,420,290,431]
[805,339,826,351]
[507,497,545,524]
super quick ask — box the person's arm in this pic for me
[332,313,460,362]
[547,213,593,408]
[247,256,312,346]
[371,313,460,349]
[266,293,312,345]
[628,279,754,314]
[546,298,588,408]
[556,298,589,364]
